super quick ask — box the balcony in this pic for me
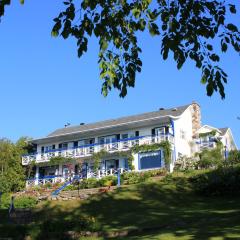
[22,134,174,165]
[195,138,217,151]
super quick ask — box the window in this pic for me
[121,133,128,139]
[59,143,68,149]
[139,151,162,170]
[99,135,116,144]
[180,129,186,139]
[45,145,53,152]
[155,127,165,136]
[73,141,78,148]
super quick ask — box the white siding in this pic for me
[173,107,193,158]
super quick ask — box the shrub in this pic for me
[0,193,11,209]
[174,156,199,171]
[144,168,167,177]
[190,165,240,196]
[14,196,38,208]
[0,168,25,193]
[63,184,78,191]
[197,146,223,169]
[0,194,37,209]
[99,175,117,187]
[121,171,149,185]
[80,178,100,189]
[228,150,240,165]
[43,182,52,189]
[62,169,167,191]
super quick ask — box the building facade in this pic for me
[22,102,237,187]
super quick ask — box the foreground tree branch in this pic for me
[1,0,239,98]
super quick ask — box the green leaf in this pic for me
[227,24,238,32]
[206,82,214,96]
[229,4,236,14]
[132,8,141,19]
[221,42,227,52]
[51,30,58,37]
[201,75,207,84]
[100,39,108,51]
[206,44,213,51]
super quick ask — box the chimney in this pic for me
[191,101,201,136]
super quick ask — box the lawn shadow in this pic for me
[1,178,240,239]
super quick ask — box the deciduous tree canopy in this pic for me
[1,0,239,98]
[0,137,31,193]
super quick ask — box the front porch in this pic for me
[26,158,129,188]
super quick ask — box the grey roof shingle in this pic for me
[47,104,191,138]
[219,127,229,136]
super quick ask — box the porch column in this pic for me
[35,166,39,185]
[59,164,63,175]
[59,164,63,182]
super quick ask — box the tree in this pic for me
[228,150,240,165]
[1,1,240,98]
[0,138,27,193]
[198,142,223,169]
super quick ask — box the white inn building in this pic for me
[22,102,237,187]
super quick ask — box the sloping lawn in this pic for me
[1,173,240,239]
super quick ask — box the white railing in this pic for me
[195,139,216,151]
[26,176,66,188]
[22,134,174,165]
[26,168,128,187]
[87,167,128,179]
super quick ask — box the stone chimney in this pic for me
[191,101,201,136]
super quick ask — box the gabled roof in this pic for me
[31,103,192,144]
[47,104,191,138]
[219,127,229,136]
[196,125,222,134]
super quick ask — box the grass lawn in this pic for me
[1,172,240,239]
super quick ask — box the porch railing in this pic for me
[195,138,216,151]
[26,175,66,188]
[22,134,174,165]
[26,167,129,187]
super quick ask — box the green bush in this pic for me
[98,175,117,187]
[0,168,25,193]
[121,169,167,185]
[0,193,11,209]
[62,169,167,191]
[0,194,37,209]
[80,178,100,189]
[63,184,78,191]
[144,168,167,177]
[174,157,200,171]
[197,147,223,169]
[228,150,240,165]
[121,171,148,185]
[190,165,240,196]
[14,196,38,208]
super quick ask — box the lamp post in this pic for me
[0,192,2,207]
[117,168,121,187]
[224,145,227,160]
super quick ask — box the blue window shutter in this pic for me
[152,129,155,135]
